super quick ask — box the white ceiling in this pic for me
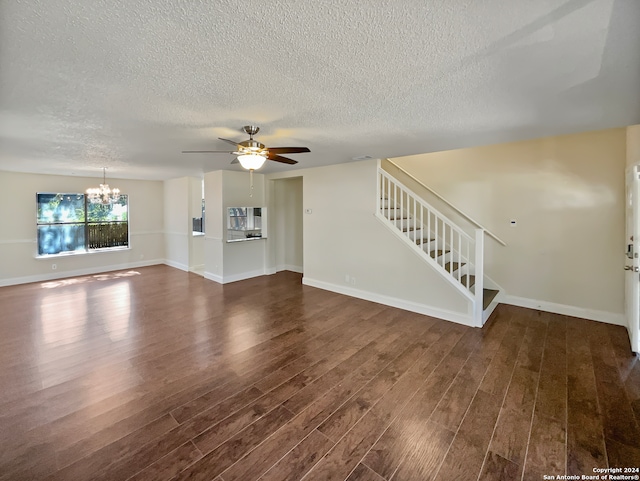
[0,0,638,181]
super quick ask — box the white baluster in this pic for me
[474,228,484,326]
[457,232,462,282]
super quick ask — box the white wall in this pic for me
[0,171,164,286]
[393,128,627,324]
[203,170,268,283]
[268,161,469,324]
[272,177,303,273]
[222,171,266,281]
[163,177,190,271]
[204,171,224,282]
[188,177,204,272]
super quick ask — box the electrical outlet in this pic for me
[51,264,57,270]
[350,277,356,285]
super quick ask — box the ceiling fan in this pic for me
[182,125,310,171]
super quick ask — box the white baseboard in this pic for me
[276,264,303,274]
[204,269,269,285]
[503,294,626,326]
[204,271,223,283]
[302,277,473,327]
[0,259,165,287]
[163,260,189,272]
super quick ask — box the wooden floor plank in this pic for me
[1,267,639,481]
[344,463,386,481]
[433,390,503,481]
[478,451,521,481]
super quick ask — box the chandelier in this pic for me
[86,168,121,204]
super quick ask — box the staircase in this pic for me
[376,164,500,327]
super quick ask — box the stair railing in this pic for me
[385,159,507,246]
[377,165,484,313]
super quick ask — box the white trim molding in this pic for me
[276,264,303,274]
[204,271,223,283]
[503,294,625,326]
[163,260,189,272]
[131,230,164,236]
[0,238,35,245]
[0,259,165,287]
[302,277,473,327]
[205,268,270,285]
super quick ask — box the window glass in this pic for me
[37,224,85,255]
[36,193,129,256]
[37,193,85,224]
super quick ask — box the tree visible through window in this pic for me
[37,193,129,256]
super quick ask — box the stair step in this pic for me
[458,276,498,310]
[444,261,465,272]
[414,238,435,245]
[460,275,475,288]
[429,249,449,259]
[387,216,409,221]
[483,288,499,310]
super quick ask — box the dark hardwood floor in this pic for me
[1,265,639,480]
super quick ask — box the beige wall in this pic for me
[164,177,190,270]
[393,128,627,321]
[629,125,640,167]
[268,160,470,324]
[0,171,164,286]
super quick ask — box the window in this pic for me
[37,193,129,256]
[227,207,264,241]
[192,199,205,234]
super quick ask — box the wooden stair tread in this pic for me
[414,238,435,245]
[483,288,499,310]
[460,275,475,288]
[429,250,449,259]
[444,261,465,271]
[459,275,499,310]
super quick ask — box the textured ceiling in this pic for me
[0,0,639,180]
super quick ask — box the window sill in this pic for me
[36,246,131,259]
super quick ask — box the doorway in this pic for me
[272,177,303,274]
[625,165,640,353]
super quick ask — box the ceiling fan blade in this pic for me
[268,153,298,165]
[267,147,310,154]
[230,158,239,164]
[219,137,240,147]
[182,150,234,154]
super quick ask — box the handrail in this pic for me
[385,159,507,246]
[377,167,476,302]
[378,169,473,242]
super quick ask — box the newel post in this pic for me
[474,228,484,327]
[376,159,382,215]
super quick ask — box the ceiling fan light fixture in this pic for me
[237,153,267,170]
